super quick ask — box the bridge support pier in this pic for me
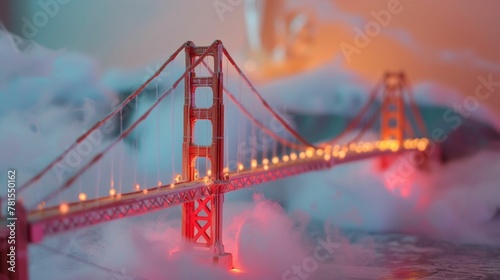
[181,41,233,269]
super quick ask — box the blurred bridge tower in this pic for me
[380,72,406,169]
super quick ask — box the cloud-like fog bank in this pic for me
[29,195,321,280]
[279,146,500,247]
[0,30,116,195]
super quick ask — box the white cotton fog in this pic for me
[0,30,499,279]
[0,30,117,205]
[28,198,308,280]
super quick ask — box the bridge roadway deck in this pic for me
[25,145,424,242]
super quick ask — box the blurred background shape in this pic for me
[3,0,500,109]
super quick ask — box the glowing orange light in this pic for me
[158,181,162,186]
[262,158,269,165]
[299,152,306,159]
[78,193,87,202]
[380,141,388,151]
[390,141,400,152]
[412,139,420,148]
[324,154,331,161]
[251,159,258,168]
[238,163,244,171]
[324,145,332,154]
[282,155,289,162]
[403,140,412,149]
[59,203,69,214]
[349,143,356,151]
[109,188,116,196]
[272,156,279,164]
[143,189,148,195]
[290,153,297,161]
[362,143,372,152]
[231,268,242,273]
[263,165,269,170]
[207,170,212,176]
[170,183,175,189]
[417,139,428,151]
[316,149,324,156]
[306,148,314,158]
[339,150,346,159]
[135,184,140,191]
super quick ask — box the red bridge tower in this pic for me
[181,41,232,268]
